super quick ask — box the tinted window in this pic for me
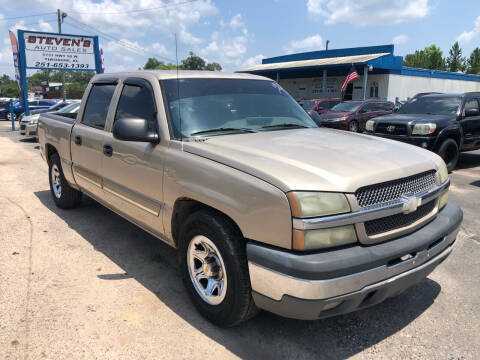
[162,78,317,138]
[330,102,362,112]
[299,100,316,110]
[398,96,461,115]
[39,100,52,106]
[361,103,377,112]
[464,99,479,111]
[82,84,116,129]
[322,100,341,109]
[115,84,157,130]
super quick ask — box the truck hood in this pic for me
[182,128,442,193]
[373,113,453,124]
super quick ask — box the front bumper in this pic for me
[247,203,462,320]
[25,122,38,137]
[320,121,348,130]
[367,132,436,150]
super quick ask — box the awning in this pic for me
[238,52,390,72]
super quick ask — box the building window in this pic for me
[369,82,379,98]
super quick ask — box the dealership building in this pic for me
[238,44,480,102]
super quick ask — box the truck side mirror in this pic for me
[113,117,159,143]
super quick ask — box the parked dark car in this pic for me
[313,99,394,132]
[299,98,342,114]
[0,99,56,121]
[364,92,480,171]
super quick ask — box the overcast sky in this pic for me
[1,0,480,76]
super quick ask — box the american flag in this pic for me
[340,67,359,92]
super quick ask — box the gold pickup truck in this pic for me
[38,71,462,326]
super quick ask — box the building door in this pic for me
[343,83,353,100]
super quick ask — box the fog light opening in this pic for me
[321,300,343,311]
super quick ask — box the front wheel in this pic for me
[178,209,258,327]
[5,112,16,121]
[48,153,82,209]
[348,120,359,132]
[437,138,459,172]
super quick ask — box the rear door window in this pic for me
[465,98,479,112]
[114,83,157,131]
[82,84,116,130]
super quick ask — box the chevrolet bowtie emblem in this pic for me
[401,195,421,214]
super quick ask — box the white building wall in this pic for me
[387,74,480,102]
[279,74,389,101]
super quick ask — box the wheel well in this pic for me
[171,198,242,247]
[45,143,58,162]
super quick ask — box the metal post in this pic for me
[9,99,15,131]
[58,9,66,100]
[322,69,327,98]
[326,40,330,51]
[362,65,368,100]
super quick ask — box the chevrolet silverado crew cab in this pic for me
[38,71,462,327]
[365,92,480,172]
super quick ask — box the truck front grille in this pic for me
[364,200,436,236]
[355,170,437,208]
[375,123,408,135]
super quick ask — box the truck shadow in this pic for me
[456,152,480,171]
[35,190,441,360]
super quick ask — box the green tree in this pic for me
[403,44,446,70]
[205,62,222,71]
[181,51,206,70]
[65,82,87,99]
[446,42,466,72]
[1,82,20,98]
[467,48,480,74]
[144,57,164,69]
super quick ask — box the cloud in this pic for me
[283,34,322,54]
[38,19,54,32]
[242,54,265,68]
[306,0,431,26]
[392,34,408,44]
[457,15,480,44]
[0,0,218,45]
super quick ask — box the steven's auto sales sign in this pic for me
[23,32,96,70]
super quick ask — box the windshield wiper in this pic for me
[190,127,257,136]
[261,123,311,129]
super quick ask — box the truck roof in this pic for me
[92,70,269,81]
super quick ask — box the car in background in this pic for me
[19,100,78,130]
[0,99,56,121]
[299,98,342,114]
[22,101,81,139]
[313,99,394,132]
[364,92,480,172]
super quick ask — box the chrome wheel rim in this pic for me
[349,122,358,132]
[51,164,62,198]
[187,235,227,305]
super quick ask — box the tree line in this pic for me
[143,51,222,71]
[403,42,480,74]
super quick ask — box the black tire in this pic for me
[348,120,359,132]
[437,138,459,173]
[48,152,82,209]
[5,112,16,121]
[178,209,259,327]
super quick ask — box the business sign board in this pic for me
[15,29,101,115]
[21,31,99,71]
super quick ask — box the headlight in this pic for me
[365,120,374,132]
[28,115,39,124]
[412,123,436,135]
[438,191,448,210]
[287,191,351,218]
[436,161,448,184]
[293,226,357,250]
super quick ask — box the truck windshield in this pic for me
[161,78,317,138]
[330,102,361,113]
[398,96,461,115]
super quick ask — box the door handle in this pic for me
[74,135,82,145]
[103,144,113,157]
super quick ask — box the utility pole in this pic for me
[57,9,67,100]
[326,40,330,51]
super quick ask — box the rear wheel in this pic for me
[348,120,359,132]
[437,138,459,172]
[178,209,258,327]
[5,112,16,121]
[48,153,82,209]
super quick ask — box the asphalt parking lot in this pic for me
[0,121,479,359]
